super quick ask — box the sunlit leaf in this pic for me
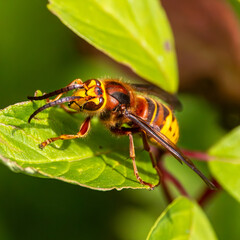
[209,126,240,202]
[48,0,178,93]
[147,197,217,240]
[0,98,158,190]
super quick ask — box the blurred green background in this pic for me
[0,1,240,239]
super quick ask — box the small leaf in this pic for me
[147,197,217,240]
[48,0,178,93]
[209,126,240,202]
[0,100,158,190]
[229,0,240,19]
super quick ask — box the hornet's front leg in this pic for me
[40,116,91,149]
[28,79,84,103]
[46,79,84,114]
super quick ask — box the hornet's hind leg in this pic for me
[141,132,162,186]
[110,127,155,189]
[128,132,155,189]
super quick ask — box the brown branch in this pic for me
[181,149,215,162]
[158,159,190,198]
[197,178,221,207]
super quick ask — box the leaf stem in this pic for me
[158,159,190,199]
[180,149,215,162]
[197,178,221,207]
[160,175,174,203]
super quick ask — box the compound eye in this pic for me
[95,87,103,96]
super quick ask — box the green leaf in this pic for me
[229,0,240,19]
[147,197,217,240]
[208,126,240,202]
[48,0,178,93]
[0,98,158,190]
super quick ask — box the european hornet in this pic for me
[28,78,215,189]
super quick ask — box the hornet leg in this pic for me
[40,116,91,149]
[47,79,83,114]
[47,79,83,103]
[141,132,162,186]
[128,132,155,189]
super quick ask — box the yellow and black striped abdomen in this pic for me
[135,96,179,144]
[157,103,179,144]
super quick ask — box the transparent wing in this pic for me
[131,83,182,110]
[124,110,216,189]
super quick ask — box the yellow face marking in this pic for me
[87,79,97,88]
[90,98,100,105]
[72,88,86,98]
[87,88,97,97]
[87,80,107,111]
[70,79,107,112]
[69,85,87,111]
